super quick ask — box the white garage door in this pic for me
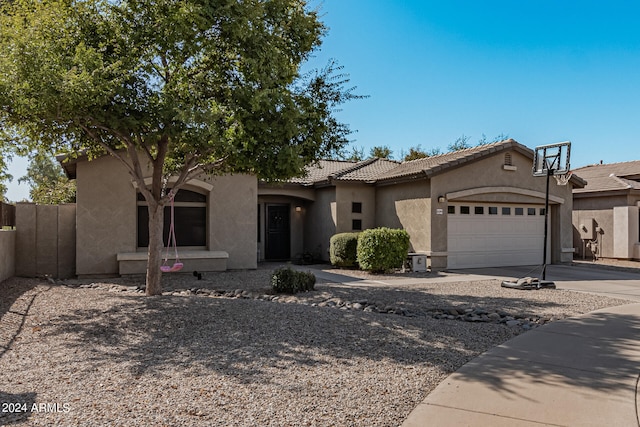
[447,204,546,269]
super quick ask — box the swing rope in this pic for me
[161,192,184,273]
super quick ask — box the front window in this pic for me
[137,188,207,247]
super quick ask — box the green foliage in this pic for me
[339,145,365,162]
[0,0,360,293]
[356,228,410,273]
[477,133,509,146]
[370,145,393,159]
[330,232,360,267]
[426,147,443,156]
[19,150,76,204]
[402,145,429,161]
[271,268,316,294]
[448,134,472,151]
[0,143,15,202]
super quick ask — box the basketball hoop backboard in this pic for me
[532,141,571,177]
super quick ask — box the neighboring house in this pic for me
[61,139,583,277]
[572,161,640,260]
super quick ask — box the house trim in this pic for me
[446,186,565,204]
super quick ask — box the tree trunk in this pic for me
[146,201,165,296]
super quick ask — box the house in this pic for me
[61,139,583,277]
[260,139,583,269]
[572,161,640,260]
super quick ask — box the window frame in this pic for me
[137,188,208,248]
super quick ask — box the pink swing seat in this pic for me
[161,262,184,273]
[161,192,183,273]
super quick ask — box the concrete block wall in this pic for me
[15,203,76,279]
[0,230,16,282]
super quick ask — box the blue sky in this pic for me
[5,0,640,201]
[303,1,640,161]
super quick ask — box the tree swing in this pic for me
[161,192,184,273]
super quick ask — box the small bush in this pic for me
[329,232,360,267]
[356,227,410,273]
[271,267,316,294]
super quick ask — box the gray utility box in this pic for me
[408,253,428,272]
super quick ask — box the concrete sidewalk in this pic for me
[402,302,640,426]
[303,263,640,426]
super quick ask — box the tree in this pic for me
[402,145,428,161]
[340,145,365,162]
[370,145,393,159]
[0,153,11,202]
[426,147,443,157]
[19,150,76,204]
[448,134,472,151]
[477,133,509,146]
[0,0,359,295]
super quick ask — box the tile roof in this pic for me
[573,160,640,193]
[287,139,586,188]
[375,139,531,181]
[334,158,399,181]
[288,160,356,184]
[288,158,400,185]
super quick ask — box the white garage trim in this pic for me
[446,186,564,204]
[447,203,549,269]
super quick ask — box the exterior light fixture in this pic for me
[295,206,302,212]
[438,196,445,203]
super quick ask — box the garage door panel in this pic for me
[447,204,545,269]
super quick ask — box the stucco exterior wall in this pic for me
[76,155,257,275]
[572,209,613,258]
[573,195,640,260]
[375,181,430,253]
[430,149,576,266]
[335,183,376,233]
[15,203,76,278]
[304,187,336,261]
[76,156,137,276]
[613,206,639,259]
[0,230,15,282]
[209,174,257,269]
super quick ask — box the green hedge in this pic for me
[329,232,360,267]
[356,227,410,273]
[271,267,316,294]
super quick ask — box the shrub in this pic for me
[329,232,360,267]
[271,267,316,294]
[356,227,410,273]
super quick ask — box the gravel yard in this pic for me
[0,265,632,426]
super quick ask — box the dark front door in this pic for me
[266,204,290,260]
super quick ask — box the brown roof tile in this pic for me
[375,139,530,181]
[573,160,640,193]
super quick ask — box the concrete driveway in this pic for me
[449,263,640,301]
[403,262,640,427]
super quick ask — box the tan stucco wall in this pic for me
[335,183,376,233]
[573,193,640,260]
[572,209,613,258]
[76,155,257,275]
[76,156,137,276]
[15,203,76,278]
[209,174,257,269]
[304,187,336,261]
[15,202,36,276]
[430,149,576,266]
[375,181,430,254]
[0,230,15,282]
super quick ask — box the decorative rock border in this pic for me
[67,282,559,330]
